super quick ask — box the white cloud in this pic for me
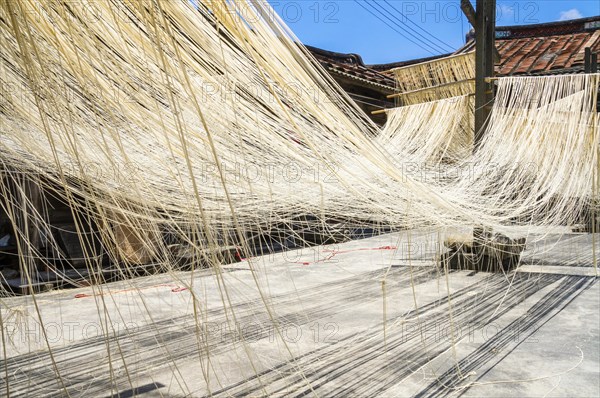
[497,4,515,23]
[559,9,583,21]
[499,4,515,17]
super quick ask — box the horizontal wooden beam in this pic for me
[386,78,475,99]
[372,92,476,114]
[370,109,388,115]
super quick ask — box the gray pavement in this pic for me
[1,230,598,397]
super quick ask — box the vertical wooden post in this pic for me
[592,78,599,275]
[584,47,598,74]
[15,173,42,294]
[474,0,496,148]
[584,47,592,73]
[461,0,499,271]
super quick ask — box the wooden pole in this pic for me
[584,47,598,74]
[13,172,43,294]
[371,109,387,115]
[461,0,500,63]
[584,47,592,73]
[386,78,475,99]
[474,0,496,148]
[463,0,499,271]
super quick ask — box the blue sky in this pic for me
[267,1,600,64]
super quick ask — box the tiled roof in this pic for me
[306,16,599,98]
[305,45,396,92]
[455,16,600,76]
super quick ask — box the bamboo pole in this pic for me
[386,79,475,99]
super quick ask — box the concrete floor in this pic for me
[1,230,598,397]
